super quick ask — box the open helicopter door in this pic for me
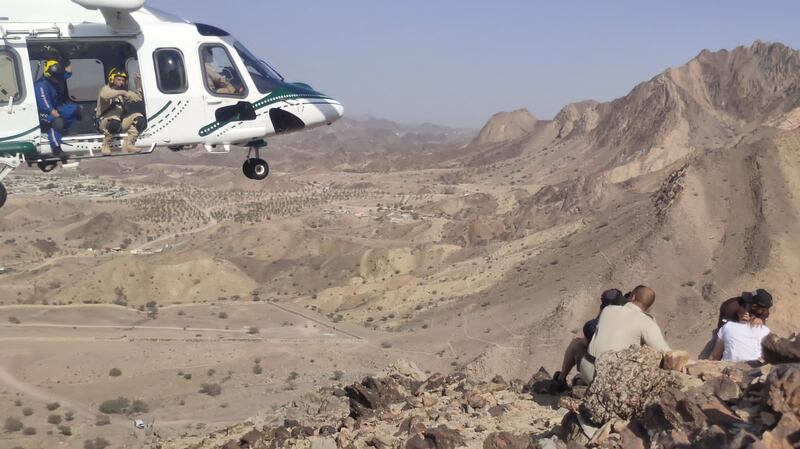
[0,37,40,161]
[70,0,145,32]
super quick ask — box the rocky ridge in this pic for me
[163,334,800,449]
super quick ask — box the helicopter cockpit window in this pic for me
[154,48,187,94]
[0,48,23,104]
[234,42,282,94]
[200,45,247,97]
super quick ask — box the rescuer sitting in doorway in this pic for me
[96,67,146,155]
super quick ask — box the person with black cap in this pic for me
[553,288,627,389]
[709,289,773,362]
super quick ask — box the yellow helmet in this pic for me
[43,60,62,78]
[107,67,128,85]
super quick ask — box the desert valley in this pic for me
[2,41,800,449]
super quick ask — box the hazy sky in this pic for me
[148,1,800,128]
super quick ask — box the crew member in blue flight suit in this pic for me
[35,60,82,160]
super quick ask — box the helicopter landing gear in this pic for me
[242,143,269,181]
[243,158,269,180]
[37,160,59,173]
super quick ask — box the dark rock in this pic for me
[692,425,728,449]
[291,426,314,438]
[283,419,300,428]
[762,333,800,364]
[239,429,263,446]
[397,415,427,436]
[269,426,291,441]
[345,376,406,419]
[699,398,744,428]
[709,375,741,403]
[639,388,707,435]
[727,430,765,449]
[492,375,507,384]
[318,425,337,436]
[523,367,556,395]
[405,425,465,449]
[618,427,646,449]
[583,346,681,424]
[414,373,446,395]
[488,404,509,417]
[482,431,531,449]
[652,429,691,448]
[764,364,800,415]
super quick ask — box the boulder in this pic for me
[345,376,406,419]
[762,333,800,365]
[764,364,800,415]
[582,346,681,424]
[405,425,465,449]
[661,350,689,372]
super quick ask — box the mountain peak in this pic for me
[472,109,537,146]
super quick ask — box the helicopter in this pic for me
[0,0,344,208]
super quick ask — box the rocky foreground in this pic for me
[163,333,800,449]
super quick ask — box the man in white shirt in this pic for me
[710,289,773,362]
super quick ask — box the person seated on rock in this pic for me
[552,288,626,390]
[579,285,671,385]
[699,290,771,358]
[716,290,770,330]
[709,289,773,362]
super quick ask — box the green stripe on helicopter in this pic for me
[0,141,37,156]
[147,100,173,122]
[0,126,39,143]
[198,84,332,137]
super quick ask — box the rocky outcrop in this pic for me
[582,345,681,424]
[166,335,800,449]
[762,333,800,365]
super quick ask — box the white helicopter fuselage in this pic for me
[0,0,343,199]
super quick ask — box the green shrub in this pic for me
[22,407,33,416]
[46,402,60,411]
[47,414,62,425]
[4,416,23,432]
[97,397,147,415]
[199,383,222,397]
[22,426,36,435]
[108,368,122,377]
[252,364,263,375]
[58,424,72,436]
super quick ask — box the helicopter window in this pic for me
[199,44,247,97]
[154,48,187,94]
[0,48,23,104]
[234,42,282,94]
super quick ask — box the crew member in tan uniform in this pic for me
[96,68,145,155]
[202,47,238,95]
[579,285,671,384]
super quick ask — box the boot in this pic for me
[122,128,140,154]
[100,132,112,155]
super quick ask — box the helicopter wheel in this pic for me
[0,182,6,209]
[243,158,269,180]
[37,161,58,173]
